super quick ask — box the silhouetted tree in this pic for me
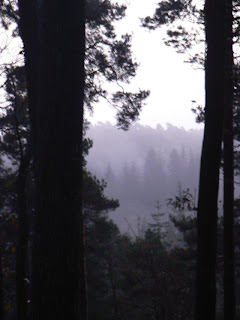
[144,148,167,203]
[142,1,235,318]
[223,0,234,319]
[0,65,31,318]
[0,0,150,318]
[19,1,86,319]
[195,1,225,319]
[168,148,183,192]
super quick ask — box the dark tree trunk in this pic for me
[18,1,87,319]
[0,246,3,320]
[223,0,235,319]
[195,1,225,320]
[18,2,41,319]
[16,142,31,320]
[13,88,32,320]
[32,1,86,319]
[18,0,38,158]
[108,259,120,319]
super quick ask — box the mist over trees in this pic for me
[86,123,202,229]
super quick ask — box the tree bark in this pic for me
[195,1,225,320]
[18,1,87,319]
[223,0,235,319]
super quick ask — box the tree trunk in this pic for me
[16,142,31,320]
[195,1,225,320]
[0,246,4,320]
[18,1,43,319]
[108,259,120,319]
[223,0,235,319]
[18,1,87,319]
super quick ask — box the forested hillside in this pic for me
[86,123,203,230]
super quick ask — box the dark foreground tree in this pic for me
[195,1,225,320]
[142,2,232,317]
[19,1,86,319]
[223,0,235,319]
[0,0,148,317]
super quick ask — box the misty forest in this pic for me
[0,0,240,320]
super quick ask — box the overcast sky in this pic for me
[87,0,205,130]
[0,0,205,131]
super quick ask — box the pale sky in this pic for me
[0,0,205,131]
[88,0,205,130]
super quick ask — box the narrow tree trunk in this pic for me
[108,259,119,319]
[16,143,31,320]
[0,246,4,320]
[18,2,41,319]
[195,1,225,320]
[223,0,235,318]
[18,0,38,156]
[14,91,32,320]
[30,1,87,320]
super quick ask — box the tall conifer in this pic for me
[195,1,225,319]
[19,1,87,319]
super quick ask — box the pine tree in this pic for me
[18,1,86,319]
[195,1,225,319]
[223,0,235,318]
[0,0,150,318]
[142,1,236,318]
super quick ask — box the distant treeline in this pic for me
[86,123,203,229]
